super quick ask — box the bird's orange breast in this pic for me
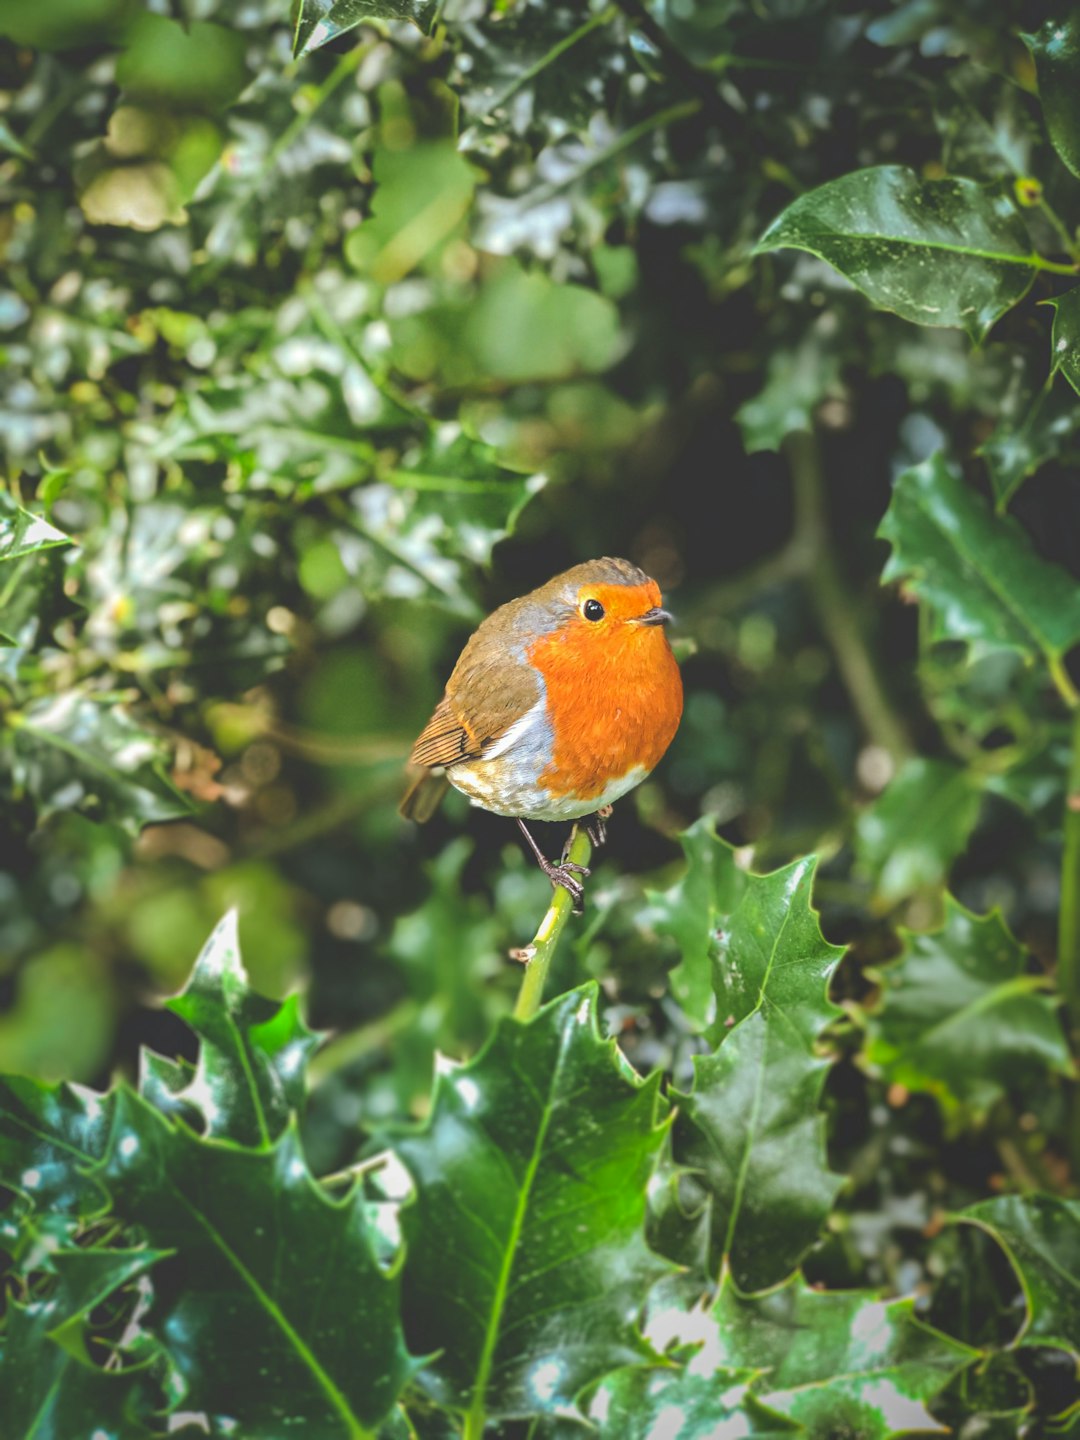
[526,597,683,803]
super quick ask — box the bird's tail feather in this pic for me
[399,767,450,823]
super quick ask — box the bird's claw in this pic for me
[548,862,588,914]
[585,805,613,849]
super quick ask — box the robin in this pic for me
[400,557,683,911]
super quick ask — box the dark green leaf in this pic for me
[865,898,1072,1111]
[100,1089,416,1433]
[393,985,669,1421]
[855,758,982,903]
[1025,17,1080,181]
[756,166,1038,340]
[735,322,843,453]
[163,911,321,1147]
[1050,284,1080,397]
[293,0,436,59]
[9,694,193,835]
[116,15,249,114]
[643,816,744,1028]
[962,1195,1080,1354]
[710,1274,976,1437]
[0,493,72,564]
[980,372,1077,512]
[0,1075,114,1213]
[878,451,1080,667]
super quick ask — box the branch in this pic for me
[513,826,593,1021]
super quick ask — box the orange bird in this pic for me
[400,557,683,911]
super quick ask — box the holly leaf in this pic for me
[0,1075,114,1213]
[878,452,1080,669]
[755,166,1038,340]
[99,1089,416,1433]
[735,323,843,453]
[643,816,744,1028]
[346,141,476,284]
[163,911,321,1147]
[1025,17,1080,181]
[962,1195,1080,1355]
[979,368,1078,512]
[855,758,982,904]
[674,856,844,1292]
[292,0,436,58]
[0,494,72,563]
[392,984,669,1421]
[1050,284,1080,398]
[9,693,193,835]
[586,1364,796,1439]
[864,899,1072,1112]
[711,1274,976,1438]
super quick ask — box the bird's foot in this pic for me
[543,856,590,914]
[584,805,614,849]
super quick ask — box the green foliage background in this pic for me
[2,0,1080,1435]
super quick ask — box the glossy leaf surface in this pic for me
[394,985,668,1420]
[292,0,436,58]
[855,758,982,903]
[100,1090,415,1435]
[164,911,321,1146]
[711,1275,976,1437]
[1026,16,1080,180]
[756,167,1038,339]
[0,1076,114,1213]
[963,1195,1080,1354]
[587,1365,794,1439]
[1050,284,1080,397]
[0,494,71,564]
[878,452,1080,666]
[865,900,1071,1112]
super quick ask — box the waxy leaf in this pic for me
[963,1195,1080,1354]
[1050,284,1080,398]
[756,166,1038,340]
[980,371,1077,511]
[674,854,844,1292]
[0,494,72,564]
[710,1274,976,1437]
[0,1075,114,1213]
[293,0,436,58]
[644,816,744,1027]
[865,899,1072,1112]
[393,985,669,1422]
[878,452,1080,668]
[855,758,982,904]
[99,1089,416,1434]
[163,911,321,1147]
[587,1364,794,1439]
[9,693,193,835]
[1026,17,1080,181]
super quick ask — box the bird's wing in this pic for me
[409,651,542,769]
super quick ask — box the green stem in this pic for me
[785,430,914,765]
[1028,253,1080,276]
[513,826,593,1021]
[1038,196,1080,264]
[1059,706,1080,1034]
[494,6,618,110]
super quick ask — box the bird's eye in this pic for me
[583,598,605,622]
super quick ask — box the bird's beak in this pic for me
[633,607,673,627]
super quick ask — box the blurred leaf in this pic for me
[878,452,1080,667]
[936,66,1041,183]
[735,323,842,453]
[1050,284,1080,397]
[864,898,1072,1112]
[393,985,669,1421]
[756,166,1038,340]
[162,911,321,1146]
[116,15,249,114]
[9,694,193,835]
[963,1194,1080,1354]
[855,758,982,904]
[643,816,743,1028]
[346,141,476,283]
[0,1075,114,1213]
[979,373,1077,511]
[711,1274,976,1437]
[0,495,72,564]
[586,1364,794,1439]
[674,856,844,1292]
[0,944,115,1082]
[389,260,623,387]
[1025,17,1080,181]
[293,0,437,58]
[100,1089,417,1431]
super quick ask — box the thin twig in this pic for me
[513,826,593,1021]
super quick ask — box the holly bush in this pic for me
[2,0,1080,1436]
